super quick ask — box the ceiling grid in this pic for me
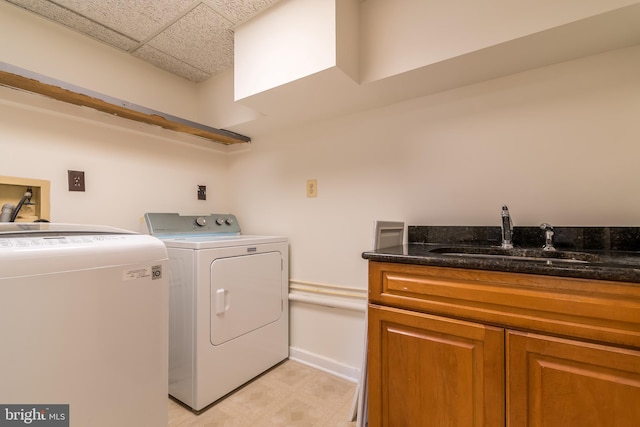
[4,0,282,82]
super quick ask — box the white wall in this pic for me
[235,0,339,100]
[360,0,639,82]
[231,45,640,281]
[0,1,201,127]
[0,87,230,232]
[2,0,639,381]
[227,45,640,375]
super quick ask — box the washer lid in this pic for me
[0,223,167,278]
[0,222,135,237]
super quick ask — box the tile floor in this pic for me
[168,360,358,427]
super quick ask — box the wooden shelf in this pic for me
[0,63,250,146]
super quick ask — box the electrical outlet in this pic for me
[197,185,206,200]
[306,179,317,198]
[68,170,85,192]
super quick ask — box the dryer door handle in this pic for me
[215,288,228,315]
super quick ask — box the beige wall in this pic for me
[360,0,638,82]
[227,45,640,375]
[3,46,636,378]
[229,45,640,286]
[0,86,230,231]
[0,2,200,126]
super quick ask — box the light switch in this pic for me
[306,179,317,198]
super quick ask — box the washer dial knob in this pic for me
[195,217,207,227]
[215,218,225,225]
[225,218,234,225]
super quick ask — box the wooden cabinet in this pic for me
[507,331,640,427]
[368,305,504,426]
[367,261,640,427]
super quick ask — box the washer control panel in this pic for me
[144,213,241,235]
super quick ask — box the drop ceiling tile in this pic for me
[5,0,283,81]
[147,3,234,75]
[51,0,195,40]
[133,45,211,82]
[7,0,137,50]
[205,0,282,25]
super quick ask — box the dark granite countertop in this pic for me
[362,226,640,283]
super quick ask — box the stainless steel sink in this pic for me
[429,246,601,264]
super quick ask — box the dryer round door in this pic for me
[210,251,283,345]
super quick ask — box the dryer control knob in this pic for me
[195,217,207,227]
[225,218,234,225]
[215,218,225,225]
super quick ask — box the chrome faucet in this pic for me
[501,205,513,249]
[540,223,556,251]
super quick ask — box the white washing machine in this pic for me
[0,223,169,427]
[144,213,289,412]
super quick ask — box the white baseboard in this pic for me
[289,347,360,383]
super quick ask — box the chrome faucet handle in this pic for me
[540,223,554,232]
[540,223,556,251]
[501,205,514,249]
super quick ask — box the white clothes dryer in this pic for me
[144,213,289,412]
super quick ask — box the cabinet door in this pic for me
[507,331,640,427]
[368,305,505,427]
